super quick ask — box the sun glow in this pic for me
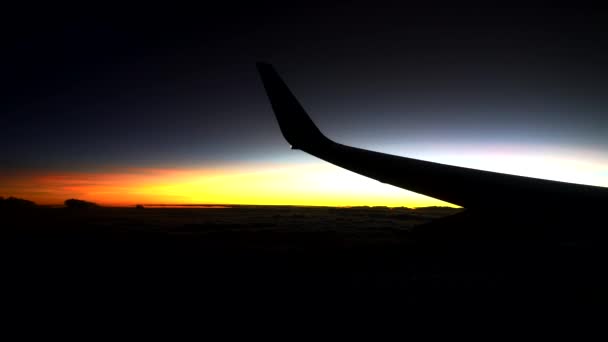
[0,163,453,207]
[412,146,608,188]
[2,146,607,207]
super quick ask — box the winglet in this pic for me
[256,62,332,150]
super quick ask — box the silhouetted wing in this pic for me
[256,62,608,211]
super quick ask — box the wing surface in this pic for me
[257,62,608,211]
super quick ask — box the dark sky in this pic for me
[2,2,608,178]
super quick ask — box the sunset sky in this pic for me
[2,3,608,207]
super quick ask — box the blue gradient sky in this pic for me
[2,3,607,205]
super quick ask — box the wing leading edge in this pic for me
[256,62,608,212]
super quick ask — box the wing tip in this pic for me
[256,61,271,67]
[256,62,332,151]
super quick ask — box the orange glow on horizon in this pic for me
[4,148,606,208]
[0,163,456,208]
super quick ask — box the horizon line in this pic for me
[33,202,461,209]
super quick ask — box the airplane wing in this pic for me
[256,62,608,214]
